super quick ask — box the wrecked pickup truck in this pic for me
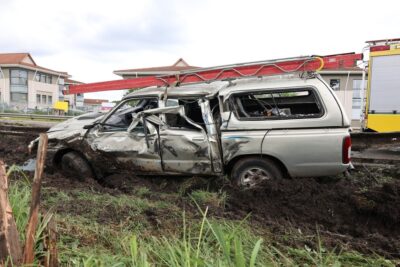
[29,74,352,188]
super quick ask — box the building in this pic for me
[114,58,199,79]
[319,67,365,122]
[64,78,85,110]
[0,53,70,111]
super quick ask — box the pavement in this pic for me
[0,119,57,128]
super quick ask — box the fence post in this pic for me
[0,160,22,265]
[43,218,58,267]
[23,133,48,264]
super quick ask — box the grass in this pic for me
[190,190,227,209]
[7,168,55,265]
[6,169,398,266]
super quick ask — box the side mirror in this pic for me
[83,124,95,129]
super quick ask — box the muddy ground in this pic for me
[1,134,399,259]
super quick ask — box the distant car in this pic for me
[30,74,352,188]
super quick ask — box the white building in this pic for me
[319,68,366,122]
[0,53,70,111]
[64,78,85,110]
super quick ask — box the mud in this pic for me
[225,176,400,258]
[0,135,33,165]
[1,134,399,258]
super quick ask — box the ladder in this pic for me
[67,53,362,94]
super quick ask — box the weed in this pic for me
[190,190,227,209]
[7,167,54,265]
[135,186,151,197]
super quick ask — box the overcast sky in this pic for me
[0,0,398,100]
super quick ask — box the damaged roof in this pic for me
[123,74,315,99]
[123,81,228,99]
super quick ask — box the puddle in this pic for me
[20,158,36,171]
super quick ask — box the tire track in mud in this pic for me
[225,176,400,258]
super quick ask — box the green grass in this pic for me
[7,171,398,267]
[8,168,55,265]
[190,190,227,209]
[8,174,31,237]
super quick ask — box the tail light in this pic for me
[342,136,351,164]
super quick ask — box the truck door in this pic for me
[86,99,162,174]
[160,106,214,174]
[143,106,215,175]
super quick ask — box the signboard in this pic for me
[54,101,69,112]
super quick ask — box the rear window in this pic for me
[232,88,324,120]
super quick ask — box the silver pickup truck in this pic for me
[30,74,352,188]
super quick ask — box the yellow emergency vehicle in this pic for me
[364,39,400,132]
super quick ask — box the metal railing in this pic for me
[0,113,72,121]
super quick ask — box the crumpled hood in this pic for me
[47,112,104,139]
[29,112,105,152]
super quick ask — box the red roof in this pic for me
[0,52,68,76]
[0,53,36,65]
[114,58,199,75]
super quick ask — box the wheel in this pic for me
[61,151,94,181]
[231,157,283,189]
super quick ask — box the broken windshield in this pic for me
[101,98,158,130]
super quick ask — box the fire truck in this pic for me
[362,38,400,132]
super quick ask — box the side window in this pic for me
[165,98,205,131]
[130,122,147,134]
[165,113,195,129]
[329,79,340,91]
[232,88,323,120]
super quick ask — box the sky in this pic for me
[0,0,398,100]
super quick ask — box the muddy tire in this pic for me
[61,151,93,181]
[231,157,282,189]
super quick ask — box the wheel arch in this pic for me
[53,148,97,177]
[53,148,75,167]
[225,154,289,178]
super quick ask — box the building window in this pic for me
[58,78,65,101]
[10,69,28,103]
[11,92,28,102]
[329,79,340,91]
[35,72,53,84]
[36,93,53,106]
[352,79,366,120]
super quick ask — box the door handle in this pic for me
[191,137,205,142]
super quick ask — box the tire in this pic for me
[231,157,283,189]
[61,151,94,181]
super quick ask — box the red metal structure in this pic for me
[68,53,362,94]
